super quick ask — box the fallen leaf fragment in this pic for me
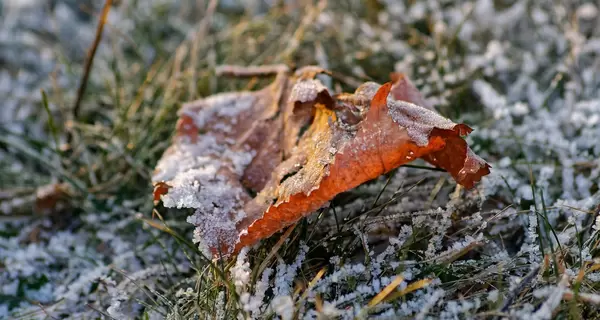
[151,66,491,257]
[0,183,70,215]
[34,182,69,214]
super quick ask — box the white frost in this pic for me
[271,295,295,320]
[289,79,329,103]
[386,98,456,146]
[180,91,257,129]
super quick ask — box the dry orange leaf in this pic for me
[151,65,490,257]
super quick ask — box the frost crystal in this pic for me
[576,3,598,20]
[386,99,456,146]
[153,107,255,254]
[180,92,257,129]
[107,290,129,319]
[271,295,295,320]
[289,79,329,103]
[593,215,600,232]
[231,248,252,294]
[531,276,569,320]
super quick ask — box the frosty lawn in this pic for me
[1,0,599,319]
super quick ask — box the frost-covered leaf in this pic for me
[152,67,490,256]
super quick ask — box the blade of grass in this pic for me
[367,275,405,307]
[384,278,433,302]
[41,89,61,155]
[72,0,113,121]
[256,223,298,278]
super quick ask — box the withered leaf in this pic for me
[152,66,490,257]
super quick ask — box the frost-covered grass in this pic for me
[1,0,600,319]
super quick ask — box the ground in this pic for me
[1,0,599,319]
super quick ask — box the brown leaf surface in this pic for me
[390,72,432,110]
[151,66,491,257]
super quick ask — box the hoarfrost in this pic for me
[289,79,330,103]
[231,247,252,294]
[180,92,257,129]
[531,276,570,320]
[271,295,295,320]
[4,0,600,318]
[386,99,456,146]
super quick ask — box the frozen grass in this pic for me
[1,0,600,319]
